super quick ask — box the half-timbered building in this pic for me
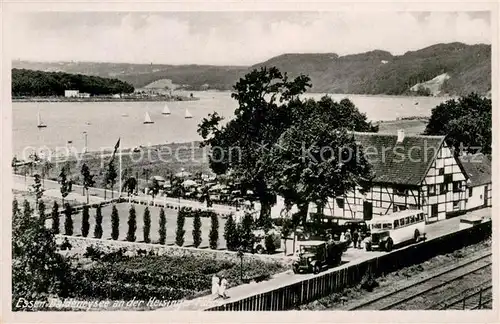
[459,154,492,211]
[318,130,469,223]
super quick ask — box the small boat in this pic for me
[37,110,47,128]
[162,104,171,115]
[414,102,419,105]
[121,113,129,117]
[144,112,154,124]
[184,108,193,119]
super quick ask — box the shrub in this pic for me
[360,271,379,292]
[111,205,119,240]
[84,245,104,261]
[224,214,239,251]
[143,207,151,243]
[175,209,186,246]
[192,212,202,248]
[158,208,167,245]
[38,200,46,219]
[94,205,103,239]
[239,213,255,252]
[126,205,137,242]
[63,203,73,236]
[81,205,90,237]
[209,213,219,250]
[51,201,59,234]
[60,238,73,251]
[264,234,278,254]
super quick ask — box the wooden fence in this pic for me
[206,221,492,311]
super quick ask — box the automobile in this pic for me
[363,209,426,252]
[292,240,348,274]
[342,219,371,239]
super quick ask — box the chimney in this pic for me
[397,129,405,143]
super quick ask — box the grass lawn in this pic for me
[51,202,228,249]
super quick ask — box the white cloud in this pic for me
[10,11,491,65]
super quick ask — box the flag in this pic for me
[110,138,120,163]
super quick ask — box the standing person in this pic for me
[344,229,352,247]
[211,274,220,298]
[358,234,363,249]
[218,275,229,299]
[339,232,346,242]
[352,229,359,249]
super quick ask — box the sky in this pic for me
[10,11,491,66]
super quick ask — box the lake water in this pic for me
[12,91,449,157]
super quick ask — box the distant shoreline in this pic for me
[12,95,200,103]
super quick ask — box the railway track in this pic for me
[431,280,492,310]
[348,250,492,310]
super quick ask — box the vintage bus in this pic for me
[363,209,426,252]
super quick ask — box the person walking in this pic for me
[211,274,220,298]
[352,229,359,249]
[218,275,229,299]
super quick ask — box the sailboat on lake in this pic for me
[162,104,171,115]
[184,108,193,119]
[144,112,154,124]
[37,110,47,128]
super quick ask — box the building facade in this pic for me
[317,131,469,223]
[460,155,492,211]
[64,90,79,97]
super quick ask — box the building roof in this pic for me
[459,154,492,187]
[353,132,446,186]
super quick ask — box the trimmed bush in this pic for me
[126,205,137,242]
[94,205,103,239]
[143,207,151,243]
[51,201,59,234]
[192,212,202,248]
[81,205,90,237]
[175,209,186,246]
[209,213,219,250]
[63,203,73,236]
[111,205,119,240]
[158,208,166,245]
[224,214,239,251]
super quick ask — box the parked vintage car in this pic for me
[292,240,348,274]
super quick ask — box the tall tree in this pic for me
[111,205,119,240]
[81,163,95,204]
[143,207,151,243]
[81,205,90,237]
[158,207,167,245]
[271,119,373,226]
[238,213,255,252]
[105,162,118,199]
[51,201,60,234]
[124,177,137,196]
[425,93,492,155]
[94,205,103,239]
[126,205,137,242]
[209,213,219,250]
[198,67,312,223]
[63,203,73,236]
[192,212,202,248]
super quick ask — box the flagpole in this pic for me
[119,138,122,198]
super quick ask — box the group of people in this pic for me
[339,229,364,249]
[211,274,229,300]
